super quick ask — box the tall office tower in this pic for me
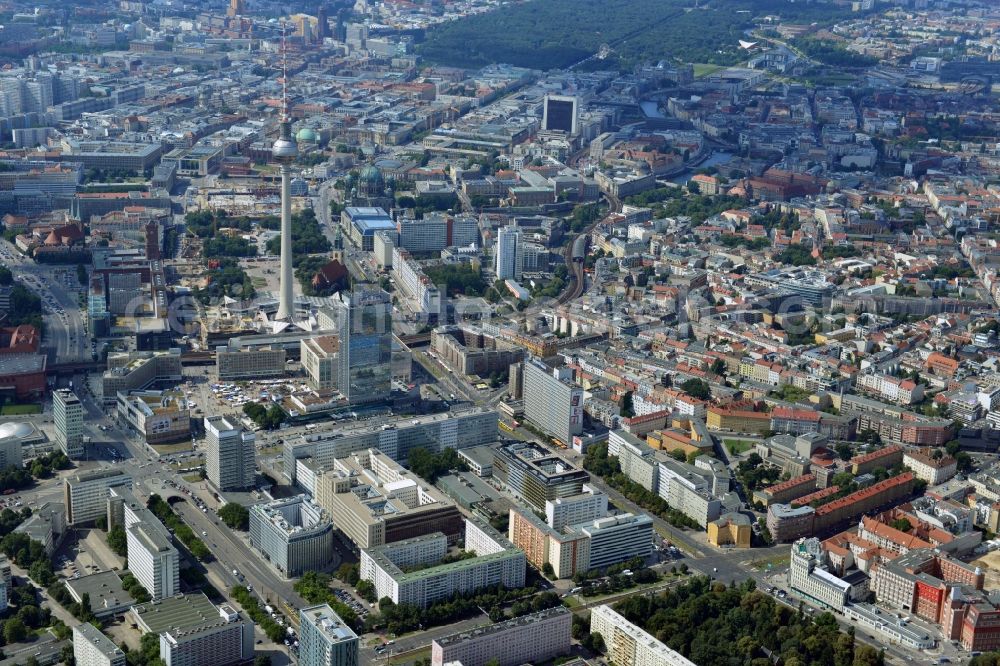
[542,95,579,135]
[126,523,179,600]
[494,224,523,281]
[299,604,359,666]
[204,416,255,491]
[227,0,245,16]
[273,39,298,324]
[523,358,584,447]
[316,5,331,39]
[336,287,392,404]
[54,389,84,458]
[73,623,126,666]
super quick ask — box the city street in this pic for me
[1,238,89,362]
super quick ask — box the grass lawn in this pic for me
[692,63,725,78]
[723,439,755,455]
[152,442,195,456]
[0,404,41,415]
[749,554,790,571]
[182,474,203,483]
[251,277,268,288]
[388,646,431,666]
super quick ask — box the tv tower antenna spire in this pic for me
[272,17,299,325]
[281,20,289,123]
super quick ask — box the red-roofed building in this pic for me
[770,406,822,435]
[926,352,960,379]
[814,473,915,532]
[754,473,816,506]
[850,445,904,475]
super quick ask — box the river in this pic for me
[639,100,665,118]
[669,151,735,185]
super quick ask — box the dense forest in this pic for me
[605,577,884,666]
[418,0,859,72]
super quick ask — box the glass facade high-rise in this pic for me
[336,287,392,405]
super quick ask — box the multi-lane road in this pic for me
[1,239,90,362]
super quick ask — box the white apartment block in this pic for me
[54,388,85,458]
[904,448,959,485]
[64,469,133,525]
[494,224,523,281]
[74,622,126,666]
[205,416,255,491]
[431,606,571,666]
[856,373,923,406]
[657,458,722,527]
[126,523,179,600]
[159,604,254,666]
[301,335,340,390]
[577,513,653,569]
[299,604,359,666]
[788,538,849,611]
[392,247,442,317]
[545,487,607,530]
[361,520,525,608]
[590,605,696,666]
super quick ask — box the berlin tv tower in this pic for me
[273,23,297,322]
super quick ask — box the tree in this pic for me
[107,524,127,557]
[680,378,711,400]
[3,617,26,643]
[218,503,250,531]
[890,518,912,533]
[253,657,272,666]
[621,391,635,418]
[835,442,853,461]
[542,562,555,578]
[0,266,11,285]
[357,579,377,602]
[336,563,361,586]
[76,263,88,285]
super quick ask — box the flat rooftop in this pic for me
[436,606,569,647]
[133,593,221,635]
[0,353,45,374]
[301,604,357,645]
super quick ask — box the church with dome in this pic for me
[347,164,394,210]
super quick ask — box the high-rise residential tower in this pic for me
[205,416,255,491]
[495,224,523,281]
[54,388,84,458]
[299,604,359,666]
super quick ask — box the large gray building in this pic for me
[205,416,255,492]
[523,359,583,447]
[298,604,359,666]
[284,408,498,484]
[248,495,334,577]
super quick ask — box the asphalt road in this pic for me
[1,238,89,362]
[64,385,309,660]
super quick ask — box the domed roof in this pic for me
[0,422,32,440]
[296,128,319,142]
[359,165,383,186]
